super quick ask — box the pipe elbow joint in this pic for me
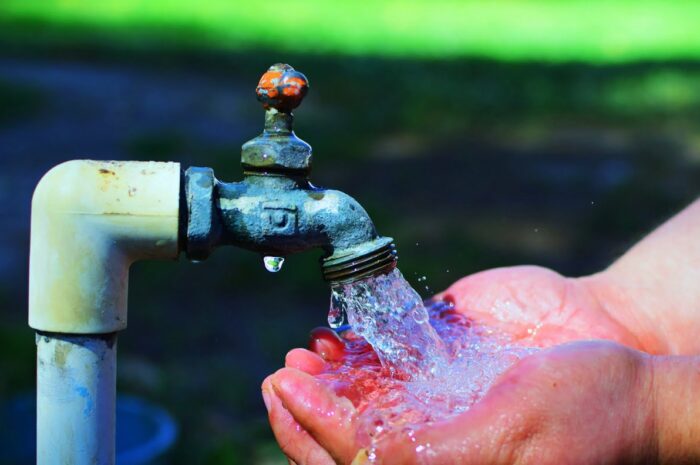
[29,160,181,334]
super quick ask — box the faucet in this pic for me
[185,63,397,283]
[28,64,396,464]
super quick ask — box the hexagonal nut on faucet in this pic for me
[184,166,219,260]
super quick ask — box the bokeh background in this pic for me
[2,1,700,463]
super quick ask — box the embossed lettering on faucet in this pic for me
[262,201,298,236]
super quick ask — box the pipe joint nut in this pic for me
[184,166,219,260]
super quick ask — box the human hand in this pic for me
[264,341,659,465]
[260,266,648,465]
[436,266,663,352]
[263,196,700,463]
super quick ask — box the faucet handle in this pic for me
[256,63,309,113]
[242,64,312,176]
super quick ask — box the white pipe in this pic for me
[29,160,181,464]
[29,159,181,333]
[36,333,117,465]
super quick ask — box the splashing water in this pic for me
[327,294,346,328]
[322,268,536,460]
[263,256,285,272]
[330,269,448,379]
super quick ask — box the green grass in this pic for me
[2,0,700,62]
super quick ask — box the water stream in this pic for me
[322,268,536,460]
[329,269,449,379]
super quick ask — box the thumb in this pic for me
[271,367,360,464]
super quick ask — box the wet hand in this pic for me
[436,266,655,351]
[264,341,658,465]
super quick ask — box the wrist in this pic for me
[579,270,669,354]
[650,355,700,464]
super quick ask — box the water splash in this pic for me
[321,268,536,461]
[330,269,448,379]
[263,256,285,272]
[328,292,346,328]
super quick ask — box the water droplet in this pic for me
[328,290,346,328]
[263,256,285,272]
[411,307,429,324]
[328,308,344,328]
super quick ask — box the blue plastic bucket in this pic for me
[0,394,177,465]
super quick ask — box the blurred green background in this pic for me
[1,1,700,463]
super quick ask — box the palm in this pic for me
[438,266,642,349]
[265,342,651,465]
[262,267,650,464]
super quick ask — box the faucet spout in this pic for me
[182,63,397,284]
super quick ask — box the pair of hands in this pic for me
[263,266,669,464]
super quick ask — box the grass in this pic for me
[1,0,700,62]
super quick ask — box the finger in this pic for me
[262,376,335,465]
[286,348,327,375]
[271,367,359,464]
[309,327,346,361]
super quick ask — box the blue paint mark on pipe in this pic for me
[75,386,94,417]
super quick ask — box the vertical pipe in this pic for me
[36,332,117,465]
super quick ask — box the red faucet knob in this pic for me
[256,63,309,113]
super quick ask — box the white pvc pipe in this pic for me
[36,333,117,465]
[29,160,182,464]
[29,160,181,334]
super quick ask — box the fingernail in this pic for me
[272,375,292,396]
[262,390,271,411]
[287,458,297,465]
[351,449,370,465]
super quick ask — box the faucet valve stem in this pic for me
[242,64,312,176]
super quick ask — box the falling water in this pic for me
[322,268,536,461]
[329,269,448,379]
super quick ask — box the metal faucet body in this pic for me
[184,65,397,283]
[218,175,377,255]
[185,168,395,283]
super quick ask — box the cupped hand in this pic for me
[264,341,656,465]
[261,266,662,464]
[436,266,662,352]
